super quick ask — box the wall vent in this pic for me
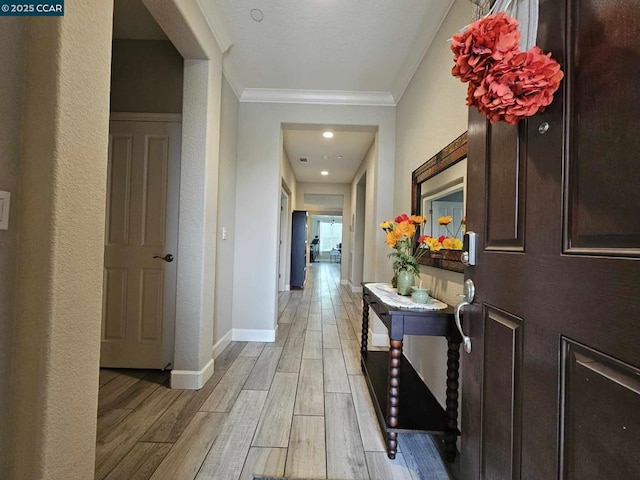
[299,157,308,164]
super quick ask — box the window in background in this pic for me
[319,219,342,252]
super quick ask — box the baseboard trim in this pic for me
[351,283,363,293]
[170,358,214,390]
[232,328,276,342]
[341,279,349,285]
[212,330,232,360]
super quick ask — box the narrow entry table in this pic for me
[360,283,461,461]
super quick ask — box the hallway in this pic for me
[95,262,454,479]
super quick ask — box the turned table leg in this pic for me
[386,339,403,459]
[361,298,369,354]
[445,337,460,462]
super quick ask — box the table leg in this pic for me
[445,337,460,462]
[361,299,369,354]
[386,339,402,459]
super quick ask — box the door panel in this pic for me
[103,268,127,340]
[102,120,181,369]
[565,0,640,254]
[560,339,640,479]
[140,269,164,340]
[142,136,169,247]
[481,306,523,480]
[106,135,132,245]
[486,123,526,251]
[462,1,640,478]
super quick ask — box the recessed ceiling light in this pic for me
[321,171,329,176]
[337,155,343,160]
[250,9,263,22]
[322,131,334,139]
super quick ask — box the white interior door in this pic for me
[101,119,181,369]
[430,200,465,240]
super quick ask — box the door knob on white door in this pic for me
[153,254,174,262]
[455,279,475,353]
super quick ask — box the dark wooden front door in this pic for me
[461,1,640,478]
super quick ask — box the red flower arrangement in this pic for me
[451,12,564,125]
[451,12,520,84]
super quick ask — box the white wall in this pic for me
[233,103,395,339]
[0,18,25,478]
[140,0,227,389]
[213,75,239,357]
[10,3,114,478]
[394,0,471,408]
[110,39,183,113]
[350,138,378,289]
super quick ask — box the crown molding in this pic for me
[222,58,244,101]
[195,0,233,53]
[392,0,456,103]
[239,88,396,106]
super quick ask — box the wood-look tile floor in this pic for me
[95,262,457,480]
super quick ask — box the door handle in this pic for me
[454,278,474,353]
[153,254,174,263]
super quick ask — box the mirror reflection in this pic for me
[411,132,467,273]
[423,185,464,242]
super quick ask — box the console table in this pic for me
[361,283,461,461]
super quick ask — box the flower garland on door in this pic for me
[450,4,563,125]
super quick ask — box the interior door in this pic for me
[461,1,640,478]
[430,200,465,239]
[101,119,181,369]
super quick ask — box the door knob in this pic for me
[153,254,174,262]
[454,279,474,353]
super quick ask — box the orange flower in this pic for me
[438,216,453,226]
[442,237,463,250]
[385,231,401,247]
[411,215,426,224]
[424,236,443,251]
[451,12,521,85]
[472,46,564,124]
[452,12,564,125]
[396,220,416,238]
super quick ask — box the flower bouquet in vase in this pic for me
[380,214,432,295]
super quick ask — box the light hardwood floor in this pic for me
[95,262,456,480]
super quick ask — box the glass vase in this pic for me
[396,270,414,295]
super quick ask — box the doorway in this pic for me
[101,116,181,369]
[309,214,343,263]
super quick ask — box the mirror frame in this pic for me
[411,131,468,274]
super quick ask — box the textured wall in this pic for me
[10,1,114,478]
[110,39,183,113]
[394,0,471,409]
[214,76,239,353]
[173,56,222,376]
[0,18,25,479]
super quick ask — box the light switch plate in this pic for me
[0,191,11,230]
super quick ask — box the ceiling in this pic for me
[113,0,456,189]
[206,0,455,104]
[283,124,376,184]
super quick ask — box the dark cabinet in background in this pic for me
[290,210,308,288]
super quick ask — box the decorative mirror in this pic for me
[411,132,467,273]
